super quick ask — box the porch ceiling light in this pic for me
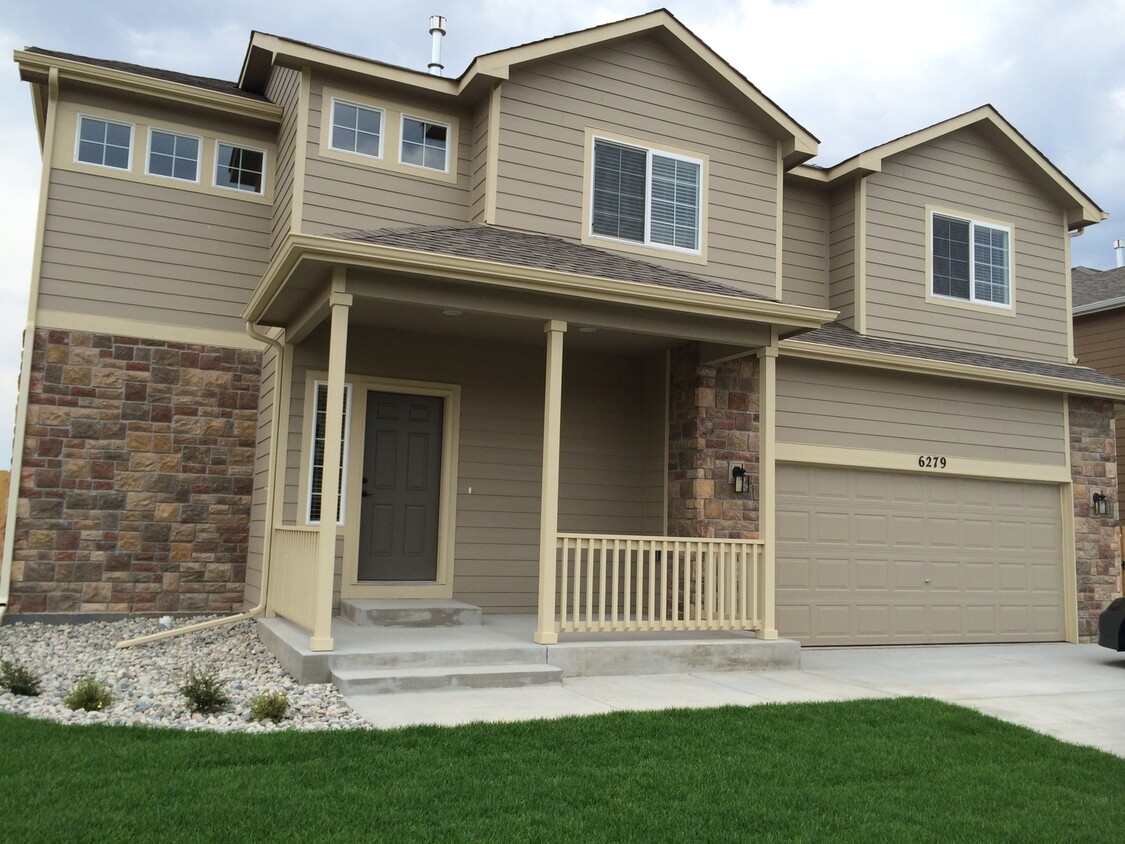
[578,326,598,333]
[441,309,462,316]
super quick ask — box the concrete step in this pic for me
[331,663,564,695]
[341,599,482,628]
[329,645,547,672]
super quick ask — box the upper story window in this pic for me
[400,116,449,172]
[215,142,266,194]
[931,211,1011,307]
[76,115,132,170]
[330,99,383,158]
[147,129,200,182]
[591,137,702,253]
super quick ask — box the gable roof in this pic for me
[1072,265,1125,314]
[241,9,818,165]
[789,105,1105,230]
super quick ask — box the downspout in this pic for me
[117,324,284,647]
[0,69,59,626]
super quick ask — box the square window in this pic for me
[400,117,449,172]
[931,212,1010,307]
[591,137,702,253]
[75,116,132,170]
[215,142,266,194]
[330,100,383,158]
[148,130,200,182]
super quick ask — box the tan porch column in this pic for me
[756,338,779,639]
[311,289,353,651]
[534,319,567,645]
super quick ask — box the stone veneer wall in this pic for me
[666,343,760,539]
[9,329,260,614]
[1069,394,1122,642]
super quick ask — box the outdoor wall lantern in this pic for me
[1093,492,1109,516]
[732,464,749,494]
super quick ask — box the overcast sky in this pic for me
[1,0,1124,467]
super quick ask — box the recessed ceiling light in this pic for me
[578,326,598,333]
[442,309,462,316]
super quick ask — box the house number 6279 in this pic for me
[918,455,947,469]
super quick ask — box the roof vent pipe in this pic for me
[1114,239,1124,269]
[428,15,446,76]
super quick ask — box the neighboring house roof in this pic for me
[788,105,1105,230]
[1072,265,1125,314]
[791,321,1125,394]
[20,47,269,101]
[329,224,773,301]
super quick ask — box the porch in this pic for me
[258,598,799,688]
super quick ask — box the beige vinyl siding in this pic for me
[245,343,278,607]
[469,96,490,223]
[301,74,471,233]
[494,35,780,298]
[266,66,302,256]
[285,326,664,613]
[828,185,856,327]
[865,125,1069,361]
[777,358,1066,465]
[38,168,269,333]
[782,180,829,309]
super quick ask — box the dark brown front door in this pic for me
[358,391,443,581]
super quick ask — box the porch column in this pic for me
[311,289,353,651]
[756,338,779,639]
[534,319,567,645]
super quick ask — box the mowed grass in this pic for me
[2,698,1122,842]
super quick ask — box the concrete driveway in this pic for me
[345,642,1125,757]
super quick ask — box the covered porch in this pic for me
[244,226,832,654]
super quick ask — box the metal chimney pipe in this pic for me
[428,15,446,76]
[1114,239,1124,269]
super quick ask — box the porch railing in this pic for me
[267,526,321,632]
[554,533,765,634]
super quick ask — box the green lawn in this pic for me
[2,698,1122,842]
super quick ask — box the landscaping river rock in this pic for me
[0,616,370,732]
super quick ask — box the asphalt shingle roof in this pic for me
[797,322,1125,390]
[329,224,774,301]
[1072,265,1125,310]
[24,47,269,101]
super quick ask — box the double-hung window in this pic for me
[931,212,1011,307]
[148,129,200,182]
[307,382,352,525]
[330,99,383,158]
[591,137,702,253]
[76,116,132,170]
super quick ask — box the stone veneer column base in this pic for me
[1069,394,1122,642]
[9,329,260,615]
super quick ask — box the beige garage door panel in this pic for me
[778,466,1064,645]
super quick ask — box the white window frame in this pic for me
[589,135,703,256]
[213,140,267,195]
[329,98,385,160]
[398,114,451,173]
[306,381,353,527]
[145,127,202,183]
[74,114,134,171]
[929,210,1013,310]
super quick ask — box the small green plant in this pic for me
[0,650,42,697]
[64,676,112,712]
[180,665,229,714]
[249,690,290,722]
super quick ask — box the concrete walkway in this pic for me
[345,642,1125,757]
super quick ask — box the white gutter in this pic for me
[117,324,283,648]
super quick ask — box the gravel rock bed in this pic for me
[0,616,370,732]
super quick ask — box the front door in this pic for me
[358,391,444,581]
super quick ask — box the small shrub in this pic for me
[181,665,229,714]
[0,650,42,697]
[250,691,290,722]
[64,676,113,712]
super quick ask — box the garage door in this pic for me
[777,466,1065,645]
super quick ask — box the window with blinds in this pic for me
[307,382,351,525]
[931,212,1010,307]
[591,137,701,253]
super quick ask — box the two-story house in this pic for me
[4,10,1122,662]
